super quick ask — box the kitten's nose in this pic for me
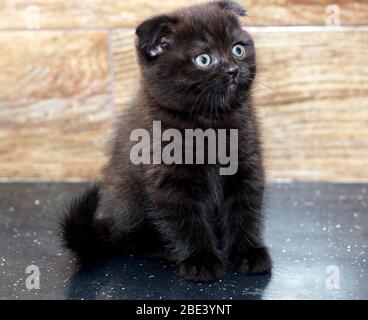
[226,67,239,79]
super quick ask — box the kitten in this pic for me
[60,0,272,282]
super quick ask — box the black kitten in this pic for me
[60,0,272,282]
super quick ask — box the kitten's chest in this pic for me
[205,165,225,211]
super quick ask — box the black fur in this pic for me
[216,0,247,16]
[60,0,272,282]
[60,185,114,260]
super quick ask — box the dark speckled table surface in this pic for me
[0,183,367,300]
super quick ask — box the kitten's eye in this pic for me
[194,54,212,67]
[232,44,246,58]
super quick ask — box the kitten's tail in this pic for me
[59,184,115,261]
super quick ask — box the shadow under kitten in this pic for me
[66,255,272,300]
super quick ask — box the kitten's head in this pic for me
[136,0,256,116]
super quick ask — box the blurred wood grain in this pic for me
[0,1,367,182]
[0,32,111,181]
[112,29,368,182]
[0,0,367,29]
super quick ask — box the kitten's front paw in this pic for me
[231,247,272,274]
[178,257,224,282]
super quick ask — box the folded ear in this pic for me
[136,15,178,60]
[215,0,247,17]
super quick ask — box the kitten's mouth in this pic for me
[227,81,238,92]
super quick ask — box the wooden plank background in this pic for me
[0,0,367,182]
[0,31,111,180]
[1,0,367,28]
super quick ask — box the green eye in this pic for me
[194,54,212,67]
[232,44,246,58]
